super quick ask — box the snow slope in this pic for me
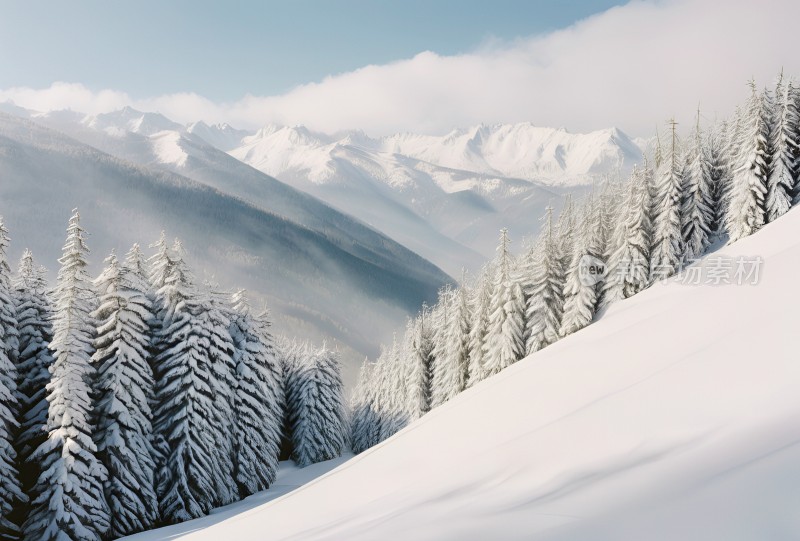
[134,207,800,540]
[0,112,450,386]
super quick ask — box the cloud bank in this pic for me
[2,0,799,137]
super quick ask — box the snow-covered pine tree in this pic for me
[766,74,799,222]
[727,82,770,242]
[196,283,238,508]
[525,207,566,354]
[560,195,603,337]
[556,195,577,270]
[428,287,450,405]
[350,357,378,454]
[483,229,525,376]
[229,290,283,498]
[654,125,664,170]
[285,344,347,467]
[0,219,24,541]
[430,284,469,408]
[24,210,110,541]
[650,118,685,281]
[706,123,730,238]
[466,267,492,387]
[405,310,432,419]
[681,110,715,260]
[377,336,409,441]
[11,251,52,531]
[151,240,217,523]
[92,247,158,538]
[602,166,653,306]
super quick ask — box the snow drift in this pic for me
[132,203,800,540]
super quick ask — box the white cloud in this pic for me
[2,0,799,137]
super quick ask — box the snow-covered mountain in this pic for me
[0,111,451,386]
[5,103,644,271]
[128,199,800,541]
[229,122,644,259]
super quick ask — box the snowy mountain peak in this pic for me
[186,120,252,151]
[83,107,182,137]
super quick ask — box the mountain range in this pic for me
[0,102,645,384]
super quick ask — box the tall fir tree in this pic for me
[349,358,378,454]
[24,210,110,541]
[92,247,158,538]
[525,208,566,354]
[602,166,653,306]
[151,240,217,523]
[284,344,347,467]
[706,123,730,237]
[377,336,410,441]
[483,229,525,376]
[197,283,238,508]
[0,220,24,541]
[650,118,685,281]
[766,74,799,222]
[229,290,283,498]
[430,285,470,407]
[466,268,492,387]
[404,310,432,419]
[681,110,715,260]
[727,82,770,241]
[11,251,53,531]
[560,195,604,337]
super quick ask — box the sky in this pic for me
[2,0,800,137]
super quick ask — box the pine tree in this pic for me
[603,166,653,306]
[11,251,53,531]
[430,285,469,407]
[229,290,283,498]
[377,336,409,441]
[525,208,566,354]
[404,311,432,419]
[560,195,604,337]
[466,268,491,387]
[151,240,217,523]
[706,123,730,238]
[0,220,24,541]
[91,246,158,538]
[650,118,685,281]
[24,210,110,541]
[349,358,378,454]
[197,283,238,508]
[681,109,715,260]
[766,74,799,222]
[285,344,347,467]
[727,82,770,241]
[483,229,525,376]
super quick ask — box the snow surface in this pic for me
[131,207,800,540]
[123,456,352,541]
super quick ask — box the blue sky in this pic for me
[0,0,624,100]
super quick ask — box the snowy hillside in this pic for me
[132,206,800,540]
[0,111,450,385]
